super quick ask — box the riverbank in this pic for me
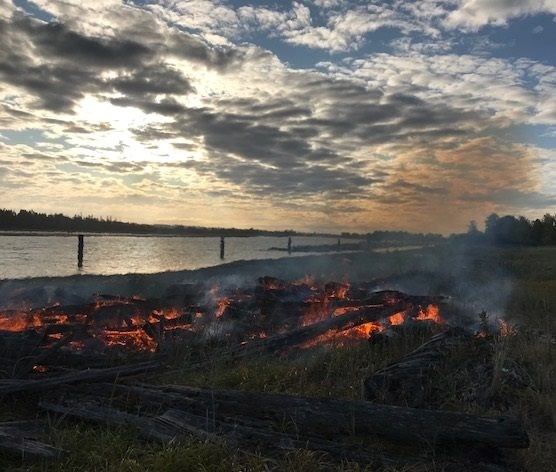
[0,246,440,310]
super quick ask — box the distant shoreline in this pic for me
[0,230,349,239]
[0,209,362,239]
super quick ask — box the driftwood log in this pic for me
[0,420,63,460]
[39,399,409,467]
[40,399,514,471]
[363,328,474,405]
[101,383,529,449]
[0,361,160,396]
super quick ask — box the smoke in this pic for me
[0,246,516,337]
[366,243,515,329]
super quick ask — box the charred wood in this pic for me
[232,302,408,357]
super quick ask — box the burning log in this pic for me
[0,420,63,460]
[0,278,446,361]
[232,302,408,356]
[363,328,473,406]
[0,361,160,396]
[13,331,75,378]
[106,383,529,449]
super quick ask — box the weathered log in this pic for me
[363,328,473,405]
[0,420,63,460]
[158,409,514,472]
[157,408,414,468]
[40,400,177,442]
[0,361,160,395]
[43,398,507,471]
[107,383,529,449]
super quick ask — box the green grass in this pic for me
[1,245,554,471]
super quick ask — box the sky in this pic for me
[0,0,555,234]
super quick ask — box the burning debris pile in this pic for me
[0,276,445,374]
[0,275,532,470]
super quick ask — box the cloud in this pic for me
[0,0,553,233]
[444,0,556,31]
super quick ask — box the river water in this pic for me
[0,233,355,279]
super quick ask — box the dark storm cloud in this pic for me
[169,154,377,198]
[110,97,187,115]
[0,52,97,111]
[0,12,232,114]
[12,16,153,68]
[124,71,490,199]
[109,65,194,96]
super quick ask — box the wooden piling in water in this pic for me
[220,236,225,259]
[77,235,84,268]
[287,237,292,254]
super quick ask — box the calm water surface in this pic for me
[0,234,354,279]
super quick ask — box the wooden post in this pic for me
[77,235,84,268]
[337,239,340,251]
[287,237,292,254]
[220,236,225,259]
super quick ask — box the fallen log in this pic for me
[106,383,529,449]
[363,328,474,405]
[157,408,416,468]
[41,399,510,471]
[40,400,177,442]
[0,420,63,460]
[0,361,160,396]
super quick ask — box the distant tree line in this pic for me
[462,213,556,246]
[0,209,297,237]
[365,230,444,246]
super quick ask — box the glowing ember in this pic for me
[300,301,330,326]
[0,312,69,332]
[388,311,406,325]
[0,279,447,354]
[98,329,158,352]
[0,312,42,332]
[215,298,231,318]
[300,321,384,349]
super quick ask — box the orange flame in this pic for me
[388,311,405,325]
[415,304,443,323]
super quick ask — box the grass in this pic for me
[0,245,554,471]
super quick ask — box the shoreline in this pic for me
[0,251,370,310]
[0,245,444,310]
